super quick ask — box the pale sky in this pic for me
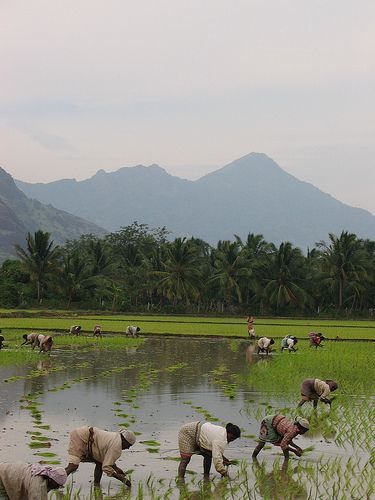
[1,1,375,212]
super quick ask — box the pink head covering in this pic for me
[30,464,67,486]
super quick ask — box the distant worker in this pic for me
[252,415,309,459]
[65,426,136,487]
[21,332,41,350]
[246,316,256,339]
[281,335,298,352]
[257,337,275,355]
[0,461,67,499]
[39,335,53,353]
[308,332,325,348]
[178,421,241,479]
[93,325,102,337]
[0,333,4,349]
[298,379,339,408]
[125,326,140,338]
[70,325,82,336]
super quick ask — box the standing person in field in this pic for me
[178,421,241,479]
[252,415,309,459]
[0,462,67,499]
[65,426,136,487]
[125,326,140,337]
[70,325,82,335]
[257,337,274,354]
[281,335,298,352]
[39,335,53,353]
[246,315,256,338]
[298,379,338,408]
[21,332,41,350]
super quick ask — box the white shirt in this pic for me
[258,337,271,349]
[198,423,228,475]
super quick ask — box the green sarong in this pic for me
[259,415,282,443]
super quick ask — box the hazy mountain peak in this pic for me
[14,153,375,249]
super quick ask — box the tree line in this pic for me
[0,222,374,316]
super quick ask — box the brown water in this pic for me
[0,338,358,498]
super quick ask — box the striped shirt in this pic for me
[272,416,300,451]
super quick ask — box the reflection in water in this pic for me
[245,343,256,365]
[37,359,53,371]
[177,476,231,500]
[252,458,307,499]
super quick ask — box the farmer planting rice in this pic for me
[70,325,82,335]
[178,421,241,478]
[0,334,4,349]
[65,426,136,487]
[252,415,309,459]
[0,462,67,499]
[298,378,338,408]
[21,332,41,350]
[93,325,102,337]
[39,334,53,353]
[125,325,140,337]
[308,332,325,348]
[281,335,298,352]
[257,336,275,354]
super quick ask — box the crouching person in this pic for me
[21,332,40,350]
[281,335,298,352]
[0,334,4,349]
[252,415,309,459]
[298,379,338,408]
[70,325,82,336]
[125,326,140,337]
[65,426,136,487]
[93,325,102,337]
[39,335,53,353]
[0,461,67,500]
[178,421,241,479]
[257,337,275,355]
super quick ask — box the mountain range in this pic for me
[0,167,106,261]
[14,153,375,250]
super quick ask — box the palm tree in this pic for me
[156,238,202,305]
[263,241,307,311]
[317,231,367,309]
[57,252,89,308]
[235,233,275,306]
[15,230,60,303]
[210,240,250,308]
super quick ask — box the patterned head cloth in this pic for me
[294,416,310,430]
[119,429,136,446]
[30,464,67,486]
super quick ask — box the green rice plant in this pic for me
[3,314,375,339]
[28,441,51,448]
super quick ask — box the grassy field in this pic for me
[1,312,375,339]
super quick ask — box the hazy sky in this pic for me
[1,1,375,212]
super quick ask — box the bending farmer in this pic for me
[281,335,298,352]
[257,337,275,354]
[0,462,66,500]
[252,415,309,459]
[65,426,136,487]
[298,379,338,408]
[178,421,241,479]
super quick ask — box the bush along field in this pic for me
[0,315,374,499]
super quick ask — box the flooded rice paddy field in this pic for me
[0,336,374,499]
